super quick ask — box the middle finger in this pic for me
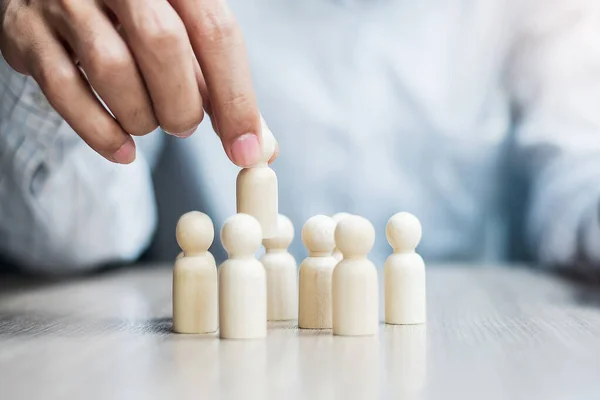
[104,0,203,136]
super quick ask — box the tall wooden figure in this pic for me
[236,117,278,238]
[332,215,379,336]
[298,215,338,329]
[261,214,298,321]
[172,211,218,334]
[384,212,426,324]
[219,213,267,339]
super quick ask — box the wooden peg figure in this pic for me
[219,213,267,339]
[331,212,351,262]
[236,117,278,238]
[332,215,379,336]
[384,212,426,324]
[261,214,298,321]
[298,215,338,329]
[172,211,218,334]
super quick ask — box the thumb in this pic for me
[268,142,279,165]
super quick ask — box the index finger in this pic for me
[168,0,261,167]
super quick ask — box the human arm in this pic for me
[0,56,160,274]
[509,0,600,267]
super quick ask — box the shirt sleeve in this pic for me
[509,0,600,268]
[0,55,161,274]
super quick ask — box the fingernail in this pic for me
[113,140,136,164]
[230,133,260,167]
[164,126,197,138]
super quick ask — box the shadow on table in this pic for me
[0,258,164,296]
[553,266,600,306]
[0,259,174,338]
[0,310,174,337]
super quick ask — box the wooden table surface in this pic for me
[1,264,600,400]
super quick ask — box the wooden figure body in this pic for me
[332,215,379,336]
[219,213,267,339]
[172,211,218,334]
[331,212,351,262]
[298,215,337,329]
[384,212,426,325]
[261,214,298,321]
[236,117,278,238]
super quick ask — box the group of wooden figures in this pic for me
[173,116,425,338]
[172,210,426,339]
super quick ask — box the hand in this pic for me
[0,0,264,167]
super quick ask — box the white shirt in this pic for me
[2,0,600,273]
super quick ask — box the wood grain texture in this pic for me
[1,264,600,400]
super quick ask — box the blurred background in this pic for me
[143,0,551,267]
[2,0,599,273]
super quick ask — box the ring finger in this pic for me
[46,0,158,136]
